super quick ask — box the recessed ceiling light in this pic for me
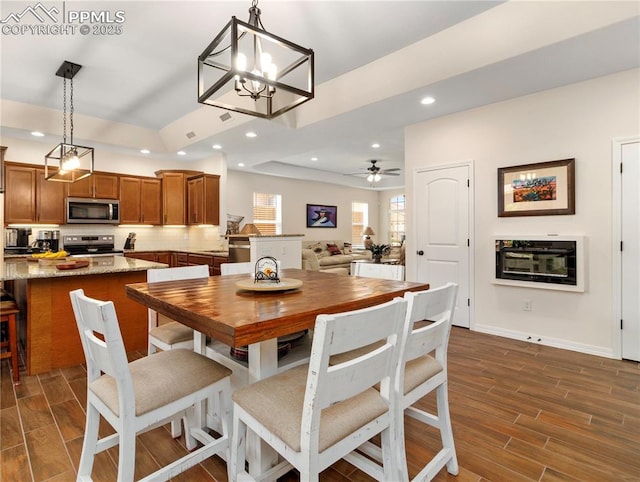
[311,157,318,161]
[212,144,222,149]
[31,131,45,137]
[371,143,380,149]
[238,162,245,167]
[245,132,257,138]
[140,149,150,154]
[421,96,435,105]
[177,151,186,156]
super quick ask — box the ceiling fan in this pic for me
[347,160,401,182]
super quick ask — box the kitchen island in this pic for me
[2,256,167,375]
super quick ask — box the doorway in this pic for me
[613,137,640,361]
[414,162,473,328]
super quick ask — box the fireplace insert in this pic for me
[495,239,578,286]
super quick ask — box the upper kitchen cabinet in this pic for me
[155,170,202,225]
[119,176,162,225]
[187,173,220,225]
[4,162,65,224]
[67,172,119,199]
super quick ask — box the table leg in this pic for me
[247,339,280,476]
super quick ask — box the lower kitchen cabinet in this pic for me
[125,251,172,265]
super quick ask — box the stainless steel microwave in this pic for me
[66,197,120,224]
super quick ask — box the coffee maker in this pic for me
[34,230,60,252]
[5,228,31,248]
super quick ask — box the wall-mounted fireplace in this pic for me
[494,236,585,292]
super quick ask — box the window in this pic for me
[351,202,368,247]
[253,192,282,235]
[389,194,405,245]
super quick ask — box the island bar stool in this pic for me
[70,289,232,482]
[0,289,20,384]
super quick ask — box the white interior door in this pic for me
[621,140,640,361]
[414,164,471,328]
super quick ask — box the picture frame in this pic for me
[498,158,575,217]
[306,204,337,228]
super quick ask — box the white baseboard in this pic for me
[473,324,615,359]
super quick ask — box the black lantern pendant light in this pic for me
[44,61,94,182]
[198,0,314,119]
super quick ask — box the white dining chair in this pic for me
[69,288,232,482]
[220,261,254,276]
[147,264,210,437]
[229,297,408,482]
[147,264,209,355]
[352,261,405,281]
[345,282,459,481]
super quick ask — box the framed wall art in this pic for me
[306,204,337,228]
[498,158,575,217]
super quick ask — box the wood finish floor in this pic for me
[1,327,638,481]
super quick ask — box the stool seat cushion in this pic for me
[0,289,18,312]
[232,364,388,452]
[149,321,193,345]
[90,349,231,416]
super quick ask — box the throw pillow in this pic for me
[343,242,352,254]
[326,243,342,256]
[308,242,324,254]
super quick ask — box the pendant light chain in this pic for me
[69,76,74,146]
[62,77,67,145]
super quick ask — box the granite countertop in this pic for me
[226,234,304,238]
[124,249,230,256]
[2,256,167,281]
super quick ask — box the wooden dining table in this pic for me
[125,268,428,474]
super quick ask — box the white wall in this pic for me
[405,68,640,357]
[227,170,380,243]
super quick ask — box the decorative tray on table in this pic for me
[235,256,303,292]
[235,278,303,292]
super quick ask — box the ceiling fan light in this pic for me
[374,173,381,182]
[367,173,374,183]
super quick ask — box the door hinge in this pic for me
[467,298,470,307]
[467,179,470,187]
[467,239,470,247]
[621,241,623,251]
[620,162,623,173]
[621,319,623,330]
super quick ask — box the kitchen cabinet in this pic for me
[4,163,64,224]
[119,176,161,224]
[36,169,65,223]
[155,170,201,225]
[186,253,215,276]
[187,173,220,225]
[67,172,119,199]
[125,251,172,265]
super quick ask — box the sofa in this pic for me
[301,240,371,274]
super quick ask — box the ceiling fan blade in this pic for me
[380,168,401,172]
[381,172,401,176]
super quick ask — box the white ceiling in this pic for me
[1,1,638,189]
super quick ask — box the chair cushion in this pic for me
[90,349,231,416]
[232,365,388,452]
[403,355,443,395]
[149,321,194,345]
